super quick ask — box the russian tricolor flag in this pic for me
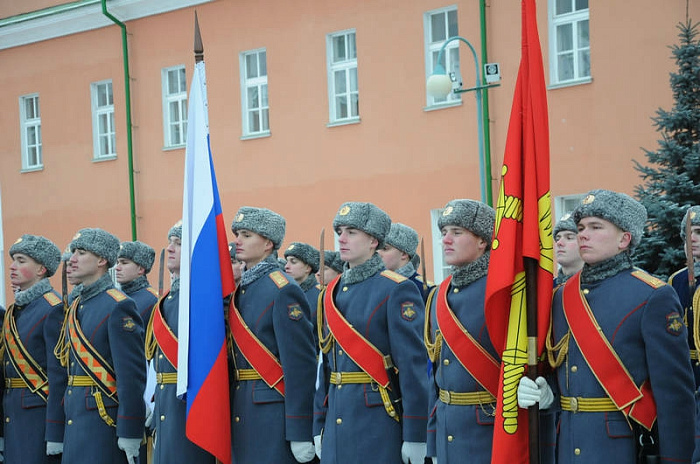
[177,59,235,464]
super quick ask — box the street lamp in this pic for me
[427,36,499,206]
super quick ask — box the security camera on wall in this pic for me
[484,63,501,84]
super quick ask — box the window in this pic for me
[91,80,116,160]
[431,208,450,283]
[327,30,359,125]
[549,0,590,86]
[19,94,42,171]
[162,66,187,147]
[425,7,459,106]
[240,49,270,138]
[554,193,585,222]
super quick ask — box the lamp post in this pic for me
[427,36,498,206]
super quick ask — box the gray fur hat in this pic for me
[553,213,578,238]
[385,223,419,257]
[323,251,344,274]
[332,202,391,248]
[168,220,182,240]
[118,241,156,273]
[9,234,61,277]
[284,242,320,274]
[231,206,286,250]
[573,189,647,250]
[70,228,121,268]
[681,205,700,239]
[438,199,495,244]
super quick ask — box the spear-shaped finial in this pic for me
[194,11,204,63]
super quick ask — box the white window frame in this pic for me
[240,48,270,139]
[161,65,188,148]
[326,29,359,126]
[554,193,585,222]
[548,0,590,87]
[91,80,116,160]
[424,6,460,108]
[19,93,42,171]
[431,208,450,284]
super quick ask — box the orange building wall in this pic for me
[1,0,698,301]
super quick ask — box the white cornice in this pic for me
[0,0,215,50]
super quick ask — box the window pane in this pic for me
[25,98,36,119]
[448,47,460,74]
[432,50,444,70]
[259,51,267,76]
[578,19,589,48]
[169,101,181,122]
[28,146,38,166]
[575,0,588,11]
[556,0,572,15]
[27,126,36,145]
[557,53,574,81]
[333,35,346,62]
[431,12,446,43]
[447,10,458,38]
[97,85,107,107]
[347,33,357,59]
[100,135,109,157]
[334,70,347,94]
[178,68,187,92]
[171,124,181,145]
[349,68,358,92]
[250,110,260,132]
[261,84,268,107]
[248,87,260,109]
[168,71,179,94]
[246,54,258,79]
[261,108,269,131]
[99,113,109,133]
[556,24,573,52]
[350,93,359,117]
[336,96,347,119]
[578,50,591,78]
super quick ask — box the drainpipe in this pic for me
[479,0,494,206]
[101,0,137,240]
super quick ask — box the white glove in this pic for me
[517,376,554,409]
[46,441,63,455]
[145,401,154,428]
[432,458,438,464]
[313,434,322,460]
[290,441,315,463]
[117,437,141,464]
[401,441,427,464]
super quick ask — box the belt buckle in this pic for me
[444,391,451,403]
[570,397,579,413]
[335,372,342,384]
[4,379,10,388]
[67,375,74,386]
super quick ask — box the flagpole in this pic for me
[524,256,540,464]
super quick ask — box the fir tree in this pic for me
[634,20,700,279]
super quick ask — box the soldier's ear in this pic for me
[618,231,632,251]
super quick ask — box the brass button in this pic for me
[583,289,589,295]
[68,390,72,395]
[160,385,164,390]
[337,385,342,389]
[453,288,459,293]
[5,417,9,423]
[443,359,450,366]
[71,362,75,367]
[67,419,72,425]
[343,286,348,292]
[159,354,163,359]
[241,289,246,295]
[574,448,581,456]
[336,418,342,425]
[5,361,8,366]
[160,415,165,421]
[338,350,343,356]
[571,365,578,373]
[235,417,240,423]
[447,435,454,442]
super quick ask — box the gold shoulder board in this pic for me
[381,270,407,283]
[44,292,62,306]
[269,271,289,288]
[631,270,666,289]
[107,288,128,302]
